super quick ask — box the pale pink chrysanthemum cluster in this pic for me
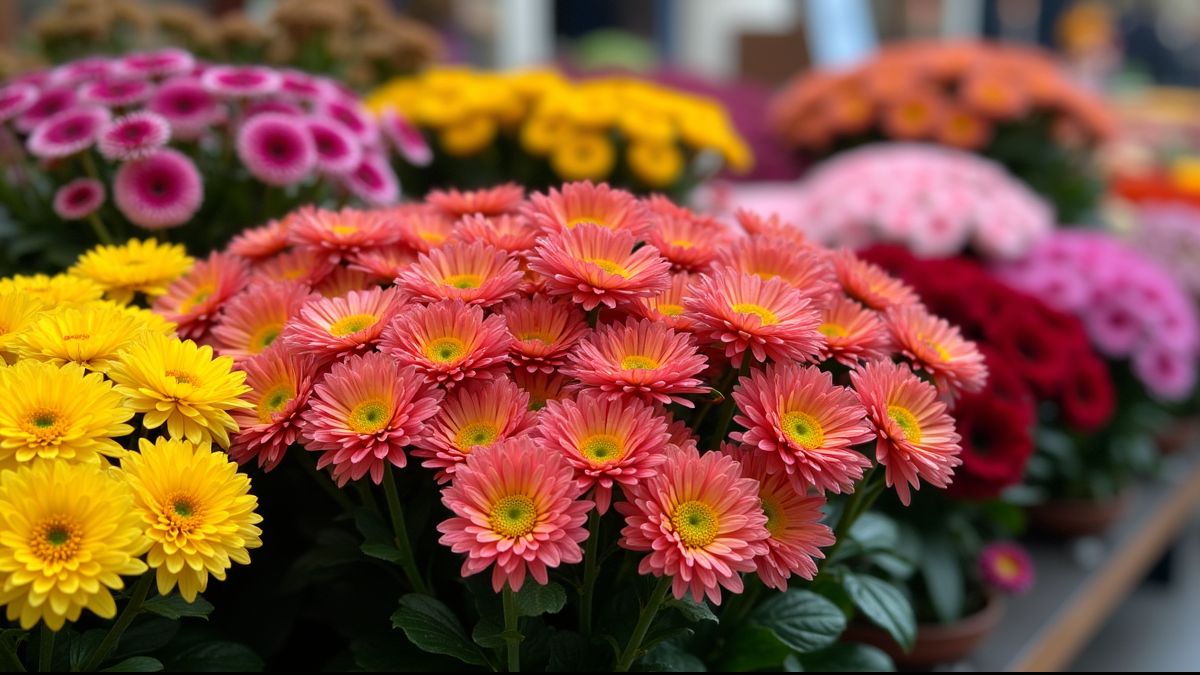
[1128,203,1200,299]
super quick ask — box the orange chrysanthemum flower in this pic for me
[644,212,730,272]
[816,295,892,366]
[380,300,512,388]
[885,304,988,398]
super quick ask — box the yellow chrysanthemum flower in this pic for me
[439,115,498,157]
[627,141,685,189]
[0,461,148,629]
[108,333,252,448]
[69,239,194,305]
[0,360,133,466]
[550,133,615,182]
[0,274,104,306]
[15,303,152,373]
[0,291,45,362]
[95,301,178,336]
[122,437,262,602]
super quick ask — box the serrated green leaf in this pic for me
[142,592,214,620]
[665,596,718,624]
[515,581,567,617]
[391,594,488,666]
[843,573,916,651]
[801,643,895,672]
[100,656,164,672]
[751,589,846,653]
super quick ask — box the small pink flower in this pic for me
[316,98,379,147]
[153,252,250,341]
[201,65,282,98]
[98,111,171,161]
[26,105,110,159]
[381,108,432,166]
[281,287,405,364]
[343,152,400,206]
[229,219,291,260]
[0,83,38,124]
[501,295,588,374]
[237,113,318,187]
[529,223,671,311]
[412,377,536,483]
[79,78,153,107]
[147,77,224,140]
[230,347,318,471]
[118,49,196,79]
[306,116,363,175]
[52,178,105,221]
[15,87,76,133]
[113,148,204,230]
[395,241,524,308]
[979,542,1034,594]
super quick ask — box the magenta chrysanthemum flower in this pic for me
[153,252,250,341]
[287,206,400,262]
[201,65,282,98]
[381,108,432,166]
[302,352,444,486]
[438,436,592,592]
[80,78,153,107]
[380,300,512,388]
[731,361,873,494]
[147,77,224,140]
[14,87,75,133]
[52,178,105,220]
[230,347,317,471]
[350,245,419,282]
[685,266,825,367]
[98,111,171,161]
[428,183,525,219]
[396,241,524,307]
[529,223,671,311]
[281,287,405,364]
[228,219,290,260]
[315,98,378,146]
[343,152,400,206]
[501,295,588,374]
[113,148,204,229]
[617,446,769,604]
[979,542,1035,594]
[564,317,708,408]
[118,49,195,79]
[26,105,110,159]
[213,281,314,362]
[306,116,363,175]
[525,181,651,237]
[0,83,38,124]
[885,304,989,398]
[537,392,670,514]
[412,377,536,483]
[236,113,317,187]
[48,56,114,86]
[454,214,540,254]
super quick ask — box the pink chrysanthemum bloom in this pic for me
[725,444,834,590]
[80,78,153,107]
[380,300,512,388]
[201,65,282,98]
[816,295,892,366]
[288,206,399,262]
[237,112,317,187]
[885,304,988,398]
[350,245,418,282]
[302,352,443,486]
[537,392,670,514]
[147,77,223,140]
[230,347,317,471]
[316,98,379,146]
[735,210,814,247]
[229,219,290,260]
[645,212,730,272]
[118,49,195,79]
[717,235,839,304]
[529,223,671,311]
[850,359,963,506]
[26,105,110,159]
[396,241,524,307]
[281,287,404,364]
[629,272,696,332]
[833,251,922,311]
[212,281,313,362]
[314,267,376,298]
[617,446,769,604]
[52,178,105,220]
[685,267,825,367]
[512,370,574,411]
[344,152,401,206]
[14,87,75,134]
[413,378,536,483]
[428,183,526,219]
[390,205,456,253]
[306,116,363,175]
[564,317,708,407]
[437,436,592,592]
[979,542,1035,594]
[501,295,588,373]
[251,248,335,287]
[665,418,700,452]
[245,99,305,119]
[454,214,540,255]
[525,181,651,237]
[381,108,433,166]
[731,361,873,494]
[153,252,250,341]
[113,148,204,229]
[98,111,171,161]
[0,83,39,124]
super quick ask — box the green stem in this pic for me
[614,576,672,672]
[382,464,430,595]
[818,467,883,574]
[355,479,382,517]
[297,450,357,518]
[578,509,601,636]
[502,586,521,672]
[0,629,23,672]
[711,358,752,446]
[586,307,600,329]
[37,625,52,673]
[85,213,114,246]
[81,573,153,672]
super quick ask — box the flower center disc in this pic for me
[731,302,779,326]
[425,337,466,364]
[251,323,282,351]
[887,405,923,443]
[671,500,719,549]
[819,322,847,338]
[656,303,684,317]
[620,355,659,371]
[489,494,538,538]
[580,433,625,465]
[257,383,295,422]
[443,274,483,290]
[349,399,391,434]
[328,313,378,337]
[781,410,825,449]
[454,422,499,450]
[761,496,786,538]
[32,516,80,563]
[587,258,631,278]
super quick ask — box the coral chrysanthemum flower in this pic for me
[437,436,592,592]
[228,219,290,260]
[288,206,399,262]
[454,214,540,254]
[725,444,834,590]
[396,241,524,307]
[564,317,708,407]
[391,204,456,253]
[108,333,252,448]
[717,236,839,303]
[734,210,813,247]
[213,281,314,363]
[731,361,872,494]
[501,295,588,374]
[0,360,133,466]
[427,183,525,218]
[617,446,769,604]
[302,352,443,485]
[15,303,150,373]
[122,437,262,602]
[644,212,730,272]
[537,392,670,514]
[816,295,892,366]
[381,300,513,387]
[0,274,104,307]
[524,181,651,238]
[529,223,670,311]
[685,267,824,367]
[69,238,193,305]
[0,291,45,361]
[413,378,536,483]
[349,245,418,282]
[629,272,696,331]
[832,251,921,311]
[850,360,963,505]
[885,305,988,397]
[313,267,376,298]
[281,287,405,365]
[251,248,336,287]
[512,370,574,411]
[153,252,249,341]
[0,461,148,629]
[230,347,316,471]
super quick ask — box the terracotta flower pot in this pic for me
[1157,416,1200,455]
[845,594,1005,668]
[1026,491,1131,538]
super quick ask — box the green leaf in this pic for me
[783,654,805,671]
[142,592,214,620]
[111,617,179,661]
[547,631,606,672]
[842,573,916,651]
[639,641,706,671]
[470,617,505,649]
[391,594,488,666]
[800,643,895,672]
[100,656,164,672]
[665,597,718,624]
[350,635,466,671]
[163,642,263,672]
[360,542,404,562]
[715,624,790,671]
[849,513,899,550]
[919,534,964,624]
[71,630,106,670]
[515,581,567,617]
[751,589,846,653]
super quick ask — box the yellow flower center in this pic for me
[282,266,307,281]
[179,284,214,313]
[348,399,391,434]
[731,302,779,326]
[901,102,930,125]
[657,303,684,316]
[331,224,359,236]
[31,516,80,563]
[780,410,825,449]
[517,330,554,344]
[489,494,538,538]
[166,369,199,386]
[328,313,379,337]
[587,258,631,278]
[21,408,64,442]
[567,217,609,229]
[994,554,1021,580]
[671,500,719,549]
[671,239,694,249]
[761,496,786,538]
[888,405,922,443]
[251,323,283,352]
[257,383,295,422]
[579,433,625,465]
[443,274,483,290]
[163,492,203,535]
[454,422,499,450]
[919,334,952,361]
[620,355,659,371]
[419,230,446,245]
[819,322,847,338]
[425,336,466,364]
